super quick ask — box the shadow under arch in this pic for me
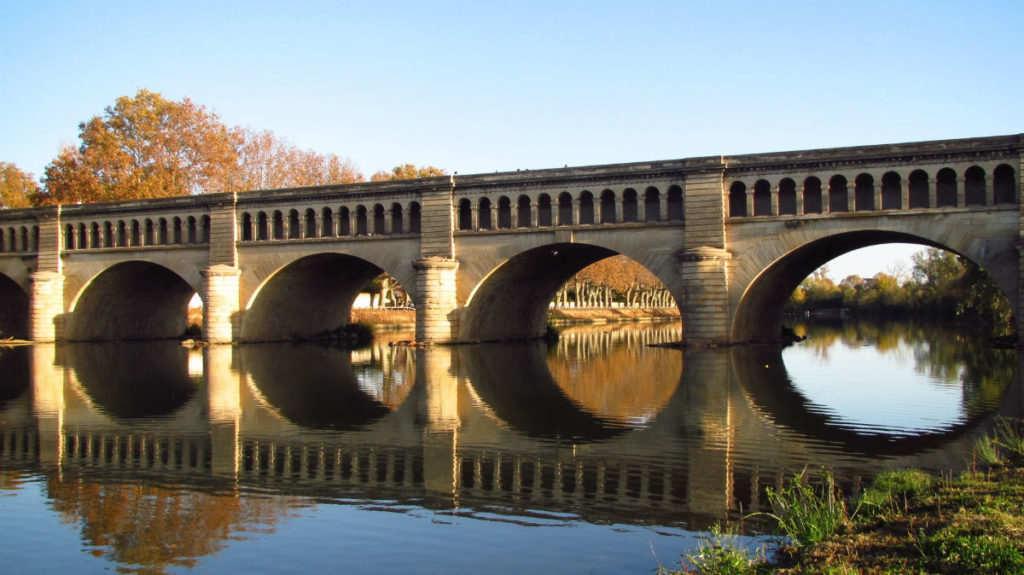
[730,344,1015,456]
[0,273,28,339]
[457,342,627,442]
[69,261,198,341]
[65,342,198,419]
[733,231,950,342]
[462,242,666,341]
[242,253,401,342]
[241,344,391,430]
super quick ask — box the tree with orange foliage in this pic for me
[370,164,447,181]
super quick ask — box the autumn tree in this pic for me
[230,128,362,190]
[370,164,447,181]
[0,162,37,208]
[38,89,238,204]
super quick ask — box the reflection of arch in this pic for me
[730,344,1009,455]
[457,343,625,441]
[242,253,403,342]
[0,346,28,410]
[0,273,29,339]
[68,262,198,341]
[242,344,390,430]
[66,342,197,418]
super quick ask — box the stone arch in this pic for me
[579,191,595,224]
[881,171,901,210]
[936,168,957,207]
[288,209,301,239]
[854,173,874,211]
[355,206,369,235]
[0,273,29,339]
[322,207,335,237]
[257,212,269,240]
[241,253,395,342]
[339,206,351,236]
[803,177,822,214]
[458,198,473,230]
[778,179,797,215]
[730,229,1014,343]
[909,170,929,208]
[599,189,616,223]
[994,164,1016,204]
[622,188,638,222]
[644,187,661,221]
[965,166,986,206]
[478,197,492,229]
[753,180,771,216]
[172,217,182,244]
[304,208,317,238]
[241,213,253,241]
[495,197,511,229]
[516,195,531,228]
[409,202,421,233]
[67,261,200,341]
[667,185,683,220]
[391,202,404,234]
[828,175,848,213]
[557,193,573,225]
[78,223,88,248]
[729,181,747,217]
[64,224,75,250]
[373,204,386,234]
[460,242,680,342]
[537,193,553,227]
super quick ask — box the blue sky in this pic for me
[2,1,1021,279]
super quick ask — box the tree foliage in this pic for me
[230,128,362,190]
[788,248,1014,334]
[0,162,37,209]
[370,164,447,182]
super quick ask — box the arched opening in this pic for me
[733,232,1014,343]
[644,187,661,221]
[753,180,772,216]
[803,177,822,214]
[68,261,199,341]
[667,185,683,221]
[965,166,986,206]
[497,196,512,229]
[79,223,88,248]
[0,274,29,339]
[854,173,874,211]
[599,190,616,223]
[172,217,182,244]
[994,164,1016,204]
[391,202,404,234]
[242,253,407,342]
[305,209,317,238]
[937,168,957,207]
[144,219,155,245]
[909,170,929,208]
[257,212,269,240]
[322,207,335,237]
[557,193,573,226]
[517,195,531,228]
[409,202,421,233]
[373,204,387,234]
[356,206,369,235]
[828,175,848,213]
[158,219,168,245]
[64,224,75,250]
[538,194,553,227]
[579,191,595,224]
[778,179,797,215]
[458,199,473,231]
[288,210,301,239]
[622,189,638,222]
[478,198,492,229]
[91,223,101,248]
[117,221,127,247]
[881,172,901,210]
[130,221,141,246]
[272,211,284,239]
[339,207,352,236]
[729,181,747,217]
[462,244,678,342]
[201,215,210,243]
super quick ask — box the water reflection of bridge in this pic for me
[1,331,1021,528]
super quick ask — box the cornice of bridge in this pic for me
[721,133,1023,175]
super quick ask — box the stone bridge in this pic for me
[0,134,1020,344]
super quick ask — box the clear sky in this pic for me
[2,1,1020,278]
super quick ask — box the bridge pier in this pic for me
[413,256,460,343]
[28,271,64,342]
[680,248,732,345]
[201,265,241,344]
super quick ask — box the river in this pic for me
[0,319,1019,573]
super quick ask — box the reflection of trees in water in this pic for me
[350,335,416,408]
[44,472,299,572]
[546,323,682,424]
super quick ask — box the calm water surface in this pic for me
[0,320,1020,574]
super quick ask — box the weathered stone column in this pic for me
[416,176,460,343]
[203,193,240,344]
[414,257,460,342]
[29,205,64,342]
[681,163,731,345]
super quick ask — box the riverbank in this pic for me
[662,420,1024,573]
[350,307,681,328]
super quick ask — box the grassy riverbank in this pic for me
[348,307,681,328]
[662,418,1024,574]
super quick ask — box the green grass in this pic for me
[657,525,763,575]
[761,468,851,546]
